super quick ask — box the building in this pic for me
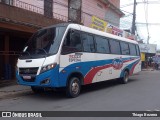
[0,0,123,80]
[139,43,157,68]
[13,0,123,26]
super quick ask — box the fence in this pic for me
[0,0,68,22]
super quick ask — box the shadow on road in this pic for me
[81,78,138,94]
[25,78,138,100]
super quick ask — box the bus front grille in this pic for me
[19,67,39,75]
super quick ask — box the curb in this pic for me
[0,80,17,88]
[142,69,154,71]
[0,89,32,100]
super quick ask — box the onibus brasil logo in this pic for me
[112,58,123,70]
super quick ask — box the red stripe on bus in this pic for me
[130,60,140,75]
[84,64,112,85]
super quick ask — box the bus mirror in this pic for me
[70,29,75,34]
[69,29,75,39]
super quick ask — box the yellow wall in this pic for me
[141,53,145,61]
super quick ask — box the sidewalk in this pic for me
[142,68,154,71]
[0,81,31,100]
[0,79,17,87]
[142,68,160,71]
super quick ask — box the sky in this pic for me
[120,0,160,50]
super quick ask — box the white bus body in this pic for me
[16,23,141,97]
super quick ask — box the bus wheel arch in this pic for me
[120,68,129,84]
[66,72,84,98]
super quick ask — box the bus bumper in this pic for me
[16,68,61,88]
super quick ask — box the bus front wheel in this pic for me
[66,77,81,98]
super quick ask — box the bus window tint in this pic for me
[81,33,95,53]
[109,39,121,54]
[129,44,137,56]
[61,30,82,54]
[120,42,130,55]
[95,36,110,54]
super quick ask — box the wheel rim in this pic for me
[71,80,79,95]
[124,72,129,82]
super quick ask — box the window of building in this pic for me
[109,39,121,54]
[1,0,13,5]
[129,43,137,56]
[81,33,95,53]
[95,36,110,54]
[105,9,119,26]
[120,42,130,55]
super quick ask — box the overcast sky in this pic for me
[120,0,160,49]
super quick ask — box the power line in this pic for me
[121,0,160,8]
[142,0,150,44]
[121,0,160,42]
[136,23,160,25]
[121,3,133,8]
[137,1,160,4]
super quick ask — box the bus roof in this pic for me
[67,23,138,44]
[42,23,138,44]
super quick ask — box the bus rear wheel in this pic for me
[66,77,81,98]
[120,71,129,84]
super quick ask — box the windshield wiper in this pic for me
[21,51,31,56]
[35,48,47,55]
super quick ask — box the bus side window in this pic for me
[95,36,110,54]
[136,45,140,56]
[109,39,121,55]
[129,43,137,56]
[61,30,82,54]
[120,42,130,55]
[81,33,95,53]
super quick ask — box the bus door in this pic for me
[60,29,82,70]
[80,33,96,84]
[60,31,96,84]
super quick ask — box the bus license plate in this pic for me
[23,76,31,79]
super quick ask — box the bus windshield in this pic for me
[20,26,66,59]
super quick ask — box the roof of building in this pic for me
[100,0,125,17]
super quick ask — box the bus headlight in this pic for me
[41,63,57,73]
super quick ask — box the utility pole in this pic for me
[131,0,136,35]
[147,36,150,44]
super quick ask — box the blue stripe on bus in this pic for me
[16,57,140,87]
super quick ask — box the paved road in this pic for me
[0,71,160,120]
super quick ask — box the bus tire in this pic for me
[31,86,44,93]
[66,77,81,98]
[120,70,129,84]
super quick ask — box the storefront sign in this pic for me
[123,31,136,40]
[139,44,157,53]
[91,16,136,40]
[91,16,107,32]
[106,23,123,37]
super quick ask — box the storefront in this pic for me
[139,43,157,68]
[0,29,31,80]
